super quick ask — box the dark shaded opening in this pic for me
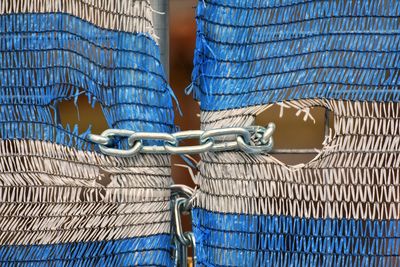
[255,104,334,165]
[57,93,108,135]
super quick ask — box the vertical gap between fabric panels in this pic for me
[150,1,196,266]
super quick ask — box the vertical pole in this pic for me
[324,109,330,138]
[150,0,170,79]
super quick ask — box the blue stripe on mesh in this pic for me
[192,209,400,266]
[0,234,173,266]
[191,0,400,111]
[0,13,175,149]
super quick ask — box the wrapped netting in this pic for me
[191,0,400,109]
[191,1,400,266]
[0,0,174,265]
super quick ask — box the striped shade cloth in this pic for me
[0,1,175,266]
[190,1,400,266]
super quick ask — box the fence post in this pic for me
[150,0,170,79]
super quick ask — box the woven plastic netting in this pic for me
[0,1,174,266]
[191,1,400,266]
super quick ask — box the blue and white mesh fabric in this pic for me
[0,1,174,266]
[191,1,400,266]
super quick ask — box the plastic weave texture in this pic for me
[191,1,400,266]
[0,1,174,266]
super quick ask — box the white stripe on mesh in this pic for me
[0,139,172,245]
[195,100,400,220]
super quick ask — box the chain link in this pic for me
[171,185,196,267]
[88,123,275,157]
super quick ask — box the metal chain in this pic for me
[88,123,275,157]
[171,185,196,267]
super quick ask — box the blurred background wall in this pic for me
[59,0,326,187]
[169,0,199,187]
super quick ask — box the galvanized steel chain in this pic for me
[88,123,275,157]
[171,184,196,267]
[88,124,276,265]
